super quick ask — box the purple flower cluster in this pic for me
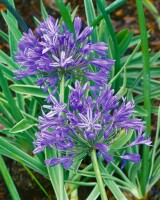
[33,81,151,169]
[15,16,114,92]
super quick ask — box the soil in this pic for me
[0,0,160,199]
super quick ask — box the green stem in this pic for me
[136,0,151,196]
[60,75,65,103]
[91,150,108,200]
[58,75,65,200]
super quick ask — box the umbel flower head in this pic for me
[15,16,114,92]
[33,81,151,169]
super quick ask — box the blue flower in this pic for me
[68,80,88,111]
[15,16,114,92]
[45,156,73,169]
[78,108,102,131]
[95,143,114,163]
[128,134,152,147]
[120,154,141,163]
[33,81,151,168]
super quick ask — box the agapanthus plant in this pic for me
[15,16,114,92]
[33,81,151,169]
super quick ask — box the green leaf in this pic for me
[0,63,19,83]
[99,163,128,200]
[2,0,28,33]
[110,129,133,152]
[20,162,51,199]
[65,180,96,186]
[91,0,127,27]
[55,0,74,33]
[134,88,160,103]
[1,11,22,42]
[0,50,18,69]
[128,163,141,183]
[28,98,38,117]
[0,52,32,84]
[45,147,69,200]
[84,0,98,41]
[117,29,133,55]
[7,0,18,58]
[129,35,141,47]
[0,102,14,125]
[86,185,100,200]
[71,6,78,20]
[0,97,25,124]
[0,63,27,89]
[40,0,48,20]
[10,84,48,98]
[133,105,148,116]
[97,0,121,92]
[151,106,159,115]
[129,32,150,48]
[33,16,40,25]
[0,155,21,200]
[117,87,127,98]
[7,0,16,8]
[152,156,160,176]
[16,93,25,111]
[21,111,39,123]
[66,2,71,13]
[0,69,23,121]
[109,40,141,86]
[108,36,115,59]
[0,137,48,177]
[117,29,129,42]
[0,30,9,42]
[86,168,128,200]
[0,97,10,110]
[98,19,108,43]
[0,114,12,128]
[126,67,160,79]
[10,119,35,133]
[148,107,160,190]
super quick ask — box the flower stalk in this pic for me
[91,150,108,200]
[60,75,65,103]
[58,75,65,200]
[136,0,151,196]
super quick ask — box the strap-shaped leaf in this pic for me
[1,11,22,41]
[0,30,9,42]
[0,69,23,121]
[10,119,36,133]
[0,50,18,69]
[0,137,48,177]
[55,0,74,33]
[110,129,133,153]
[10,84,48,98]
[45,147,69,200]
[1,0,28,32]
[0,155,21,200]
[84,0,98,42]
[40,0,48,20]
